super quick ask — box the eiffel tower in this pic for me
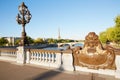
[58,28,61,40]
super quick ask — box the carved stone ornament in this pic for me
[72,32,116,69]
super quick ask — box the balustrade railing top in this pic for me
[26,49,72,54]
[0,48,17,52]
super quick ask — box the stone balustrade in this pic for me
[26,49,61,68]
[0,46,120,78]
[0,48,17,57]
[0,48,17,61]
[0,47,74,71]
[26,49,74,71]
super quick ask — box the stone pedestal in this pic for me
[62,52,74,71]
[17,46,26,64]
[115,55,120,79]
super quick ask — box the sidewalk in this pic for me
[0,60,119,80]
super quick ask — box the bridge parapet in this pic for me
[0,47,74,71]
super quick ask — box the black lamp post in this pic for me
[16,2,32,46]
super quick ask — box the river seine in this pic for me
[44,43,83,50]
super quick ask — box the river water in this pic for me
[44,43,84,50]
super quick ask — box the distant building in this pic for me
[2,37,20,46]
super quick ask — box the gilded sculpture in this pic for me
[72,32,116,69]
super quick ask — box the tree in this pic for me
[47,38,55,44]
[114,15,120,43]
[99,31,108,43]
[34,38,45,44]
[15,39,21,45]
[26,36,34,44]
[106,27,115,41]
[0,38,8,46]
[14,36,34,45]
[115,15,120,27]
[113,27,120,43]
[99,15,120,44]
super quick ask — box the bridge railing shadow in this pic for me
[30,64,65,80]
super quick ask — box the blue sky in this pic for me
[0,0,120,40]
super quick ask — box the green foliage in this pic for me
[99,15,120,44]
[26,36,34,44]
[99,31,107,43]
[45,38,75,44]
[15,39,21,45]
[115,15,120,27]
[47,38,55,44]
[0,38,8,46]
[14,36,34,45]
[106,27,115,41]
[34,38,45,44]
[113,27,120,43]
[56,39,74,43]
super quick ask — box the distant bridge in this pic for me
[57,42,84,48]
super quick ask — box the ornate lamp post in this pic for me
[16,2,32,46]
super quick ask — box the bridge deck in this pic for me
[0,60,119,80]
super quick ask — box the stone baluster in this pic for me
[32,52,34,61]
[35,52,37,61]
[42,52,44,62]
[26,49,30,63]
[36,52,39,61]
[51,53,54,63]
[47,52,49,62]
[39,52,41,62]
[36,52,38,61]
[33,52,36,61]
[54,53,56,62]
[45,52,47,62]
[31,52,34,61]
[47,53,49,62]
[38,52,40,62]
[48,53,51,62]
[54,52,61,68]
[49,53,51,62]
[42,52,44,61]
